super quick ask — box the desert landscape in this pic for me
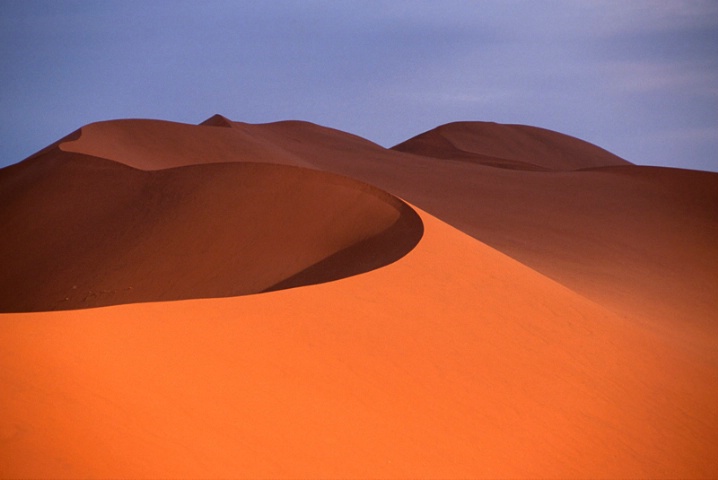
[1,115,717,477]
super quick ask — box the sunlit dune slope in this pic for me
[0,149,421,312]
[316,155,718,330]
[1,208,716,478]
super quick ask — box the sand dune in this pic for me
[58,117,310,169]
[0,149,421,312]
[1,115,716,477]
[56,115,387,171]
[392,121,630,170]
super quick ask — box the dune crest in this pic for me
[59,118,310,169]
[0,151,422,312]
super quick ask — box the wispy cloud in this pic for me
[598,59,718,96]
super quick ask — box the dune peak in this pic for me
[199,114,233,127]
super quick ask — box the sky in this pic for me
[1,0,717,171]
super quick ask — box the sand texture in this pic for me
[1,115,716,478]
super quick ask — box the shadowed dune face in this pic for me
[0,150,422,312]
[348,160,718,330]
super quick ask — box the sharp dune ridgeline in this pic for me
[1,115,717,478]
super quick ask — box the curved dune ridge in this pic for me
[0,147,423,312]
[1,115,717,477]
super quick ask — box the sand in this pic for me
[0,151,421,312]
[1,115,716,477]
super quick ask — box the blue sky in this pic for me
[1,0,717,171]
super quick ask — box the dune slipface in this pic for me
[0,115,716,478]
[0,149,422,312]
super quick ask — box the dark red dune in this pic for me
[0,149,421,312]
[392,121,630,170]
[1,115,716,478]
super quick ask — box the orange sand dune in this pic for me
[320,157,718,331]
[1,116,717,477]
[1,209,716,478]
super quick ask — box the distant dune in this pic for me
[1,115,716,478]
[393,121,631,170]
